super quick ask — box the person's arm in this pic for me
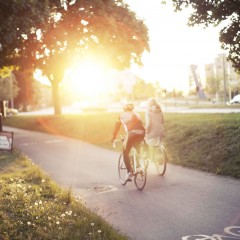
[112,119,121,141]
[145,111,150,133]
[159,106,164,125]
[160,112,164,139]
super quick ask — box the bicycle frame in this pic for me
[142,142,167,176]
[113,138,147,191]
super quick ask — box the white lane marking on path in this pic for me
[20,139,64,146]
[45,139,64,144]
[21,142,37,146]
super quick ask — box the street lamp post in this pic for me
[222,53,227,105]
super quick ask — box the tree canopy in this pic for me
[0,0,149,114]
[0,0,56,68]
[171,0,240,72]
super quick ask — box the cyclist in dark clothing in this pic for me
[111,103,145,181]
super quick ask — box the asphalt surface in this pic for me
[3,126,240,240]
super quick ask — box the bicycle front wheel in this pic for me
[118,153,128,185]
[154,145,167,176]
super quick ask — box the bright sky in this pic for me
[126,0,222,92]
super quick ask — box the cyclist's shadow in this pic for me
[143,171,168,190]
[142,161,178,189]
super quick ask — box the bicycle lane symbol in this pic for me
[182,226,240,240]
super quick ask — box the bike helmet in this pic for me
[148,97,157,107]
[123,102,134,111]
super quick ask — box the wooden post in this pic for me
[0,113,2,132]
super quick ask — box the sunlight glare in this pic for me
[34,69,50,86]
[66,59,109,100]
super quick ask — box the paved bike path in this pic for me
[4,126,240,240]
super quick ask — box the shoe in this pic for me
[125,172,132,182]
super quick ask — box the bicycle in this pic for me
[113,138,147,191]
[142,142,167,176]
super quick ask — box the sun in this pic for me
[63,58,110,100]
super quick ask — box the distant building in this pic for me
[205,53,240,99]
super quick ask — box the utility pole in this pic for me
[222,53,227,105]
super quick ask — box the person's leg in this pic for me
[123,137,133,173]
[133,134,145,168]
[148,145,154,161]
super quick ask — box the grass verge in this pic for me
[3,112,240,179]
[0,150,127,240]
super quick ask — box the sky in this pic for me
[35,1,223,97]
[126,0,223,92]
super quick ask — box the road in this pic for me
[18,105,240,116]
[4,126,240,240]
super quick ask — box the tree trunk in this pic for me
[52,80,62,115]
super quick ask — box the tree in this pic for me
[0,0,55,68]
[171,0,240,72]
[0,0,58,109]
[1,0,149,115]
[0,67,19,102]
[14,69,35,111]
[35,0,149,114]
[132,78,156,99]
[205,75,221,96]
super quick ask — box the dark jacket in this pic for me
[112,111,145,140]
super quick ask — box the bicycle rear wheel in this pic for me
[118,153,128,185]
[134,168,147,191]
[154,145,167,176]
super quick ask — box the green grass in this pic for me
[165,113,240,178]
[3,112,240,179]
[0,150,127,240]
